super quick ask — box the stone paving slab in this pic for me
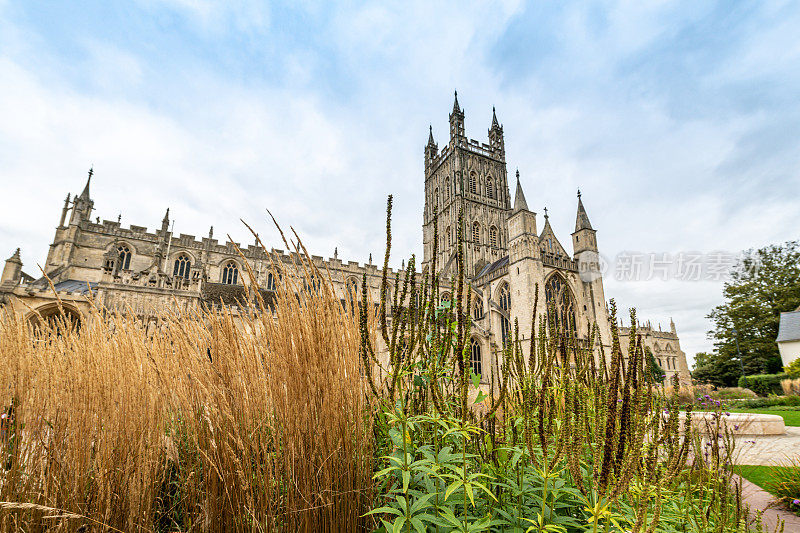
[737,475,800,532]
[733,426,800,466]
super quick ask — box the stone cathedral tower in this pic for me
[423,92,511,278]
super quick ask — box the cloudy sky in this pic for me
[1,1,798,361]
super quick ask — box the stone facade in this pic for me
[619,320,690,384]
[0,93,691,385]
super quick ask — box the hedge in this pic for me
[738,373,786,397]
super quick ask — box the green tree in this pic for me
[645,346,665,383]
[691,352,742,387]
[692,352,714,371]
[707,240,800,378]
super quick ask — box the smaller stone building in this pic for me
[619,319,691,385]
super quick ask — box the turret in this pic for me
[507,171,542,361]
[1,248,23,285]
[571,189,597,255]
[449,90,465,140]
[69,168,94,224]
[508,172,538,262]
[161,208,170,235]
[425,125,438,171]
[488,106,504,158]
[58,193,71,227]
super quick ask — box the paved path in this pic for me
[733,426,800,465]
[728,428,800,531]
[737,476,800,532]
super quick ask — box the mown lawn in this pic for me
[731,409,800,427]
[732,465,777,493]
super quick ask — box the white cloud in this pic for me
[1,1,798,366]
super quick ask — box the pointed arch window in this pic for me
[486,177,494,200]
[173,254,191,280]
[445,177,450,198]
[498,283,511,345]
[472,222,480,245]
[117,245,132,270]
[345,277,359,310]
[473,298,483,320]
[446,225,452,247]
[222,262,239,285]
[489,226,498,247]
[544,274,576,333]
[266,271,276,291]
[470,338,482,377]
[469,172,477,194]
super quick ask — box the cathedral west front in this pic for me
[0,93,691,385]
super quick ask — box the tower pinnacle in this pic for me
[575,190,593,231]
[452,90,460,113]
[512,169,529,212]
[492,106,499,128]
[80,167,93,200]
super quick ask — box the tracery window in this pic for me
[221,262,239,285]
[345,277,359,309]
[266,271,276,291]
[118,245,131,270]
[470,338,482,377]
[384,283,393,308]
[440,292,451,305]
[489,226,497,247]
[469,172,477,194]
[472,222,480,245]
[445,177,450,198]
[173,254,191,280]
[486,177,494,200]
[544,273,576,333]
[473,298,483,320]
[446,225,452,248]
[498,283,511,345]
[433,187,439,212]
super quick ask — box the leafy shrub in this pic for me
[713,387,759,400]
[766,457,800,515]
[738,373,786,396]
[359,197,756,533]
[729,395,800,409]
[785,357,800,379]
[782,378,800,396]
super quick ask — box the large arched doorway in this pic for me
[28,303,82,335]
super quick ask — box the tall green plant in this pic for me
[362,196,768,533]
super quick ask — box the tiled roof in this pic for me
[777,310,800,343]
[53,280,97,295]
[475,255,508,279]
[201,282,275,310]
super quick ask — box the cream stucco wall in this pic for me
[778,340,800,367]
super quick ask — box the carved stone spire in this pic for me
[79,167,93,201]
[512,170,529,212]
[575,189,593,231]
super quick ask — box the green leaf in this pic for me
[474,391,487,404]
[391,516,406,533]
[364,506,404,517]
[471,371,480,388]
[410,516,426,533]
[402,470,411,493]
[465,482,475,507]
[409,493,435,514]
[444,479,463,501]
